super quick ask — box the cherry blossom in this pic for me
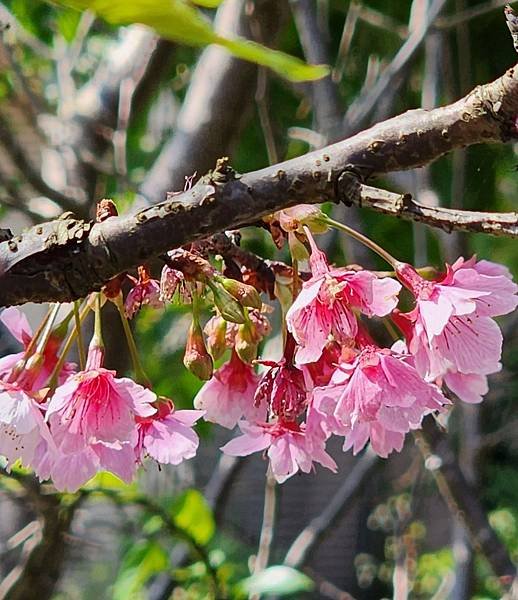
[135,401,204,466]
[395,258,518,402]
[125,265,163,318]
[312,345,448,457]
[287,234,401,364]
[47,342,156,448]
[194,351,263,428]
[0,381,57,471]
[221,419,337,483]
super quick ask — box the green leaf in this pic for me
[238,566,314,597]
[112,540,168,600]
[47,0,328,81]
[170,488,215,546]
[189,0,223,6]
[217,37,329,82]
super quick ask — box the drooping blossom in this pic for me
[0,381,57,471]
[47,342,156,449]
[0,308,71,473]
[135,399,204,465]
[48,431,136,493]
[287,233,401,364]
[125,265,163,318]
[160,263,190,303]
[395,257,518,403]
[312,345,448,458]
[194,351,263,428]
[221,419,337,483]
[0,307,74,388]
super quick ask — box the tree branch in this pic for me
[417,419,516,582]
[2,62,518,306]
[283,448,379,569]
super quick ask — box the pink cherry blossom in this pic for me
[194,352,263,429]
[135,400,204,465]
[0,308,75,389]
[221,419,337,483]
[47,342,156,448]
[0,381,57,471]
[49,437,136,492]
[287,234,401,364]
[312,346,448,458]
[395,258,517,402]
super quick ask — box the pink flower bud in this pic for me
[183,320,213,380]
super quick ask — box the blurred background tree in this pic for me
[0,1,517,599]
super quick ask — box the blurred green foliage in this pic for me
[0,0,517,598]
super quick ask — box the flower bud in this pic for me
[209,282,246,324]
[183,320,213,380]
[288,232,309,262]
[235,322,258,364]
[205,316,228,361]
[217,276,262,310]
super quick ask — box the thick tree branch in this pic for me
[1,63,518,306]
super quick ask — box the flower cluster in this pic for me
[1,202,516,488]
[0,309,204,492]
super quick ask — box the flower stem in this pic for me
[48,301,91,389]
[320,215,398,268]
[113,293,151,387]
[73,300,86,370]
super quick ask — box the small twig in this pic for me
[250,467,277,598]
[284,447,379,568]
[344,0,449,132]
[416,419,517,585]
[0,5,52,58]
[290,0,343,141]
[357,4,408,38]
[333,1,361,84]
[0,114,80,215]
[437,0,509,29]
[358,185,518,238]
[255,67,279,165]
[303,567,358,600]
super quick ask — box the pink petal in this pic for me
[220,424,271,456]
[0,308,32,345]
[444,371,488,404]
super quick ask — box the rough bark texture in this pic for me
[1,64,518,306]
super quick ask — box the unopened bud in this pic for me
[217,276,262,310]
[184,320,213,380]
[235,322,258,364]
[205,317,228,361]
[209,282,246,324]
[288,232,309,262]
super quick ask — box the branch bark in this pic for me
[2,63,518,306]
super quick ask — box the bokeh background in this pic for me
[0,1,517,599]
